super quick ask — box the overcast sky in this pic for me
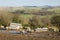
[0,0,60,7]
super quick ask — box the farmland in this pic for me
[0,6,60,40]
[0,6,60,29]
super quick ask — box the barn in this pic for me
[8,23,23,30]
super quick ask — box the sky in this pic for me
[0,0,60,7]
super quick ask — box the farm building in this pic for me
[35,27,48,32]
[8,23,23,30]
[0,25,4,28]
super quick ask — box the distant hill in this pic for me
[0,6,60,15]
[0,6,60,11]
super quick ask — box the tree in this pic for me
[41,17,51,27]
[51,15,60,31]
[20,18,29,27]
[12,14,20,23]
[12,14,29,27]
[0,12,13,27]
[29,16,43,29]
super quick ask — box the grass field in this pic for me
[20,14,34,19]
[20,14,53,19]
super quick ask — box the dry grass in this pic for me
[0,32,60,40]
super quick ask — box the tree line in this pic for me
[10,10,55,15]
[0,12,60,31]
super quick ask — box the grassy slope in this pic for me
[0,7,60,19]
[20,14,53,19]
[48,8,60,13]
[20,14,34,19]
[19,8,60,19]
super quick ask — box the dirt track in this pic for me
[0,31,60,40]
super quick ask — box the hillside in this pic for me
[0,6,60,17]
